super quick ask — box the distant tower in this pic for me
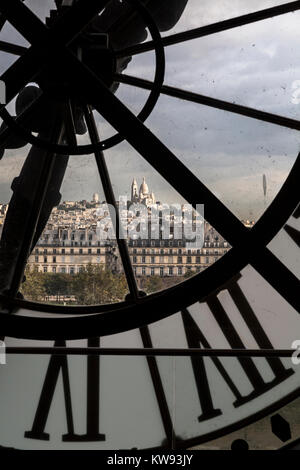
[93,193,99,203]
[131,178,139,202]
[140,176,149,196]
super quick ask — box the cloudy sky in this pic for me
[0,0,300,221]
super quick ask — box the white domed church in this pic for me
[131,177,156,206]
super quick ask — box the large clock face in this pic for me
[0,0,299,450]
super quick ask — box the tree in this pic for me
[43,273,72,298]
[71,264,128,305]
[21,267,47,302]
[141,276,164,294]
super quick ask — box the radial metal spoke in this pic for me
[115,73,300,131]
[84,105,140,301]
[0,0,46,44]
[0,0,24,33]
[251,248,300,313]
[116,0,300,58]
[0,40,26,56]
[63,100,77,147]
[6,116,65,298]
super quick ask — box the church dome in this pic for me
[140,177,149,195]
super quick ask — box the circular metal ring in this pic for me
[0,0,165,155]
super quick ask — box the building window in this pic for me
[206,257,209,264]
[79,248,83,254]
[169,267,173,276]
[62,248,65,254]
[52,267,56,273]
[178,266,182,275]
[53,256,56,263]
[70,248,74,254]
[44,256,47,263]
[160,267,164,276]
[187,256,191,263]
[178,256,182,263]
[196,256,200,263]
[133,256,137,263]
[43,249,47,254]
[60,267,66,273]
[70,266,75,275]
[35,256,39,262]
[97,248,101,254]
[142,267,146,276]
[88,248,92,254]
[151,256,155,263]
[142,256,146,263]
[43,266,48,273]
[150,267,155,276]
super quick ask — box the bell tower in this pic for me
[131,178,138,202]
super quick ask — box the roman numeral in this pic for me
[139,326,176,447]
[181,275,294,421]
[25,338,105,442]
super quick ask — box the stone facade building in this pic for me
[27,228,118,274]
